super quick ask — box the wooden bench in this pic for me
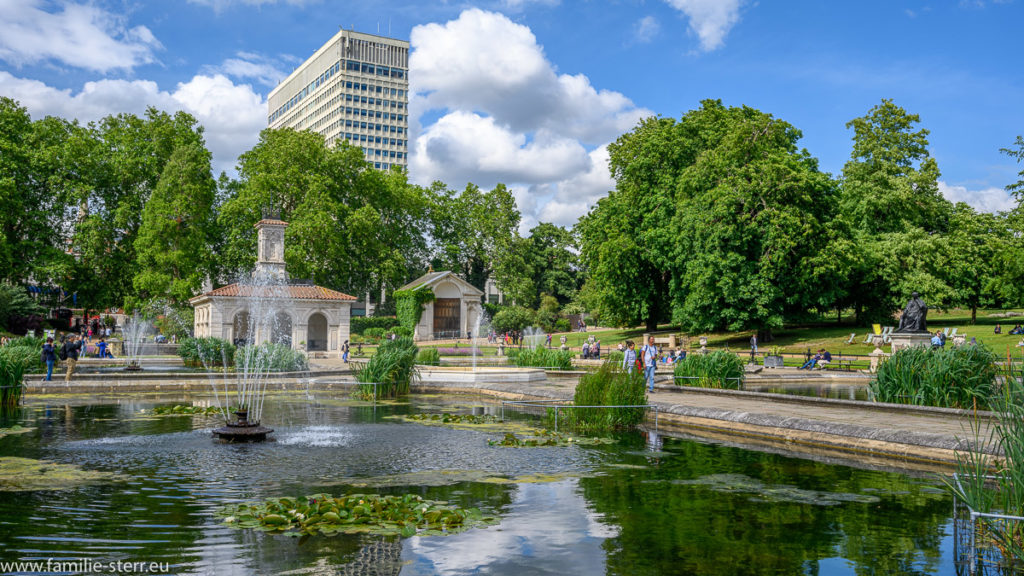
[822,357,855,372]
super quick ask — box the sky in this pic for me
[1,0,1022,233]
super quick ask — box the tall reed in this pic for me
[673,350,744,389]
[0,346,39,408]
[563,364,647,433]
[514,345,573,370]
[946,365,1024,567]
[415,347,441,366]
[871,345,998,409]
[355,336,418,399]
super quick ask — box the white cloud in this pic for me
[663,0,744,52]
[208,52,290,87]
[939,180,1017,213]
[187,0,316,10]
[0,71,265,175]
[409,9,649,228]
[0,0,161,72]
[633,15,661,43]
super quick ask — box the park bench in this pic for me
[822,356,855,372]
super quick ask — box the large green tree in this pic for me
[427,182,520,292]
[133,142,218,304]
[218,128,428,297]
[839,100,953,323]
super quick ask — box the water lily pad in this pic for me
[0,457,125,491]
[220,492,498,538]
[674,474,881,506]
[0,426,33,440]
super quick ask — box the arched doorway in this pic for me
[307,313,328,351]
[233,311,251,347]
[271,312,292,346]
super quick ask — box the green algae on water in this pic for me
[326,468,593,488]
[0,457,125,491]
[675,473,881,506]
[220,492,498,538]
[488,430,614,448]
[0,425,33,440]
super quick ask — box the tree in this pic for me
[218,128,429,297]
[133,142,217,304]
[427,182,521,291]
[942,204,1005,323]
[839,100,953,322]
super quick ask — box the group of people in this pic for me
[581,339,601,359]
[799,349,832,370]
[620,337,660,392]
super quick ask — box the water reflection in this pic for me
[0,392,964,575]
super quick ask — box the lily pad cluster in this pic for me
[0,425,33,440]
[220,493,498,537]
[407,413,503,425]
[488,430,614,448]
[0,457,124,491]
[149,405,222,416]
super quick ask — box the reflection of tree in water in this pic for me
[578,436,953,576]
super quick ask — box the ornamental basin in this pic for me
[417,365,548,384]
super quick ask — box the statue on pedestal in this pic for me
[895,292,928,334]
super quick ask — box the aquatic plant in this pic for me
[0,457,124,491]
[564,363,648,433]
[220,492,496,537]
[673,350,744,389]
[234,342,308,373]
[488,430,613,448]
[947,370,1024,567]
[0,425,33,440]
[407,413,502,425]
[178,337,236,368]
[415,347,441,366]
[871,345,998,409]
[149,405,221,416]
[355,336,418,399]
[0,346,39,408]
[606,350,625,365]
[513,345,573,370]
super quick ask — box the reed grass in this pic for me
[234,342,308,373]
[562,363,647,433]
[871,345,998,409]
[415,348,441,366]
[0,346,39,408]
[178,337,236,368]
[513,345,573,370]
[673,350,744,389]
[355,336,418,399]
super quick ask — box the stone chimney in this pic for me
[254,219,288,281]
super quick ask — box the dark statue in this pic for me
[895,292,928,333]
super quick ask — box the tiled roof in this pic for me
[197,283,357,301]
[255,219,289,227]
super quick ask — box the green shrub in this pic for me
[554,318,571,333]
[179,337,236,368]
[563,363,647,432]
[673,350,744,389]
[606,350,625,366]
[9,336,44,350]
[0,346,39,407]
[393,325,412,338]
[871,345,998,409]
[355,336,418,399]
[234,342,308,373]
[490,306,535,334]
[416,347,440,366]
[514,345,573,370]
[363,327,386,341]
[351,316,400,335]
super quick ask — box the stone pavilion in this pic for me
[190,219,356,356]
[398,270,484,341]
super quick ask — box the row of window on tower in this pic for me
[342,134,406,148]
[269,59,408,124]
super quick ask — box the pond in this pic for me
[0,391,961,575]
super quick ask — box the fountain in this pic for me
[121,313,153,371]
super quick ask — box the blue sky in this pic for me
[1,0,1021,230]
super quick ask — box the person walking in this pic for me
[622,341,637,373]
[41,337,57,381]
[342,340,350,363]
[641,336,659,392]
[62,335,83,382]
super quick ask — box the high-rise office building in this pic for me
[267,29,409,171]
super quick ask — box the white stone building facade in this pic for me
[398,271,484,341]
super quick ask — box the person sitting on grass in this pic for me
[995,324,1002,335]
[1012,324,1024,336]
[800,350,823,370]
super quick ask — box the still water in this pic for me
[0,391,958,575]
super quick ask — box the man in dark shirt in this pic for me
[63,335,83,382]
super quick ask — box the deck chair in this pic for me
[882,326,894,344]
[949,328,958,338]
[845,333,856,345]
[942,327,950,337]
[862,332,874,344]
